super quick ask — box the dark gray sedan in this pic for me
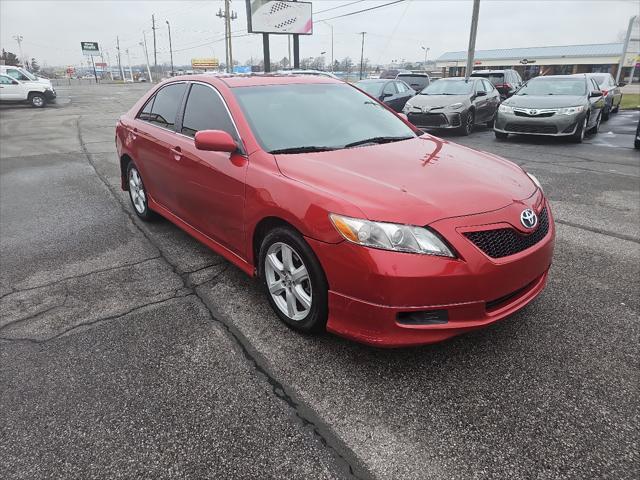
[494,75,605,143]
[401,77,500,135]
[355,79,415,112]
[573,72,624,120]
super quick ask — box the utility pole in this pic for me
[166,20,174,76]
[616,15,638,84]
[359,32,366,80]
[465,0,481,80]
[141,33,153,82]
[217,0,237,73]
[116,36,125,81]
[152,14,158,76]
[126,48,134,82]
[421,46,430,70]
[13,35,24,66]
[105,51,114,80]
[288,35,292,69]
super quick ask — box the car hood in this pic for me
[504,95,585,108]
[274,136,535,225]
[406,94,469,110]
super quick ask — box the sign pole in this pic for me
[90,55,98,83]
[293,34,300,68]
[263,33,271,72]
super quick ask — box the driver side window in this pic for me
[0,75,14,85]
[476,80,487,93]
[6,70,29,81]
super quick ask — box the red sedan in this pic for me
[116,74,555,347]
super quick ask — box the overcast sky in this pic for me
[1,0,637,68]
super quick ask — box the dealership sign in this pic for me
[81,41,100,56]
[191,58,219,69]
[246,0,313,35]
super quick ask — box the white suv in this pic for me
[0,74,57,107]
[0,65,53,89]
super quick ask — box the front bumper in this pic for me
[406,110,464,130]
[494,110,583,137]
[308,193,555,347]
[44,89,57,101]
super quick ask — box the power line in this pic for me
[317,0,407,22]
[315,0,366,15]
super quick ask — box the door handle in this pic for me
[170,146,182,161]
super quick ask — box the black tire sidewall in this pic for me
[259,227,328,333]
[126,162,154,221]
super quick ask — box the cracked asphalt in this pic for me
[1,84,638,479]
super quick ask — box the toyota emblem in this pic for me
[520,209,538,229]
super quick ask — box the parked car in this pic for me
[0,74,56,107]
[471,69,523,99]
[116,74,554,347]
[379,69,411,79]
[278,69,340,79]
[355,78,415,112]
[0,65,54,89]
[494,74,605,143]
[573,73,623,120]
[635,119,640,149]
[396,72,430,92]
[402,76,500,135]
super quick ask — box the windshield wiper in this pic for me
[269,146,337,154]
[343,136,413,148]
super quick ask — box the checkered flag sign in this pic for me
[247,0,313,35]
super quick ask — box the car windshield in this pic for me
[355,81,384,96]
[233,83,416,153]
[398,75,429,89]
[517,78,586,96]
[5,68,37,81]
[472,72,504,85]
[420,79,473,95]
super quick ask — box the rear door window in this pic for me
[181,83,237,139]
[144,83,186,129]
[482,79,494,92]
[383,82,397,96]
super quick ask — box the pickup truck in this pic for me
[0,74,56,107]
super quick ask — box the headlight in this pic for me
[449,102,464,109]
[498,104,514,114]
[527,172,543,193]
[558,105,584,115]
[329,213,455,257]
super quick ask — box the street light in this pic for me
[317,20,334,72]
[421,46,430,70]
[166,20,174,76]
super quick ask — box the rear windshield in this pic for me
[472,72,505,85]
[517,78,586,96]
[397,75,429,89]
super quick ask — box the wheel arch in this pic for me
[251,216,302,273]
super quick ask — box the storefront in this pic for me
[436,43,638,82]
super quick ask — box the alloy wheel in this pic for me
[128,168,146,214]
[466,112,474,134]
[32,96,44,107]
[264,242,312,321]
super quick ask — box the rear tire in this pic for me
[259,227,328,334]
[601,106,610,121]
[126,162,157,221]
[486,116,495,128]
[29,93,46,108]
[588,112,601,135]
[495,131,508,140]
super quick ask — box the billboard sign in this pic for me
[246,0,312,35]
[81,41,100,56]
[191,58,219,69]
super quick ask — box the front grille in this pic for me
[464,207,549,259]
[505,123,558,134]
[407,112,448,127]
[514,111,555,118]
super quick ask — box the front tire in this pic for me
[495,131,508,140]
[126,162,156,221]
[570,115,588,143]
[459,110,474,136]
[589,112,601,135]
[601,106,610,121]
[29,93,46,108]
[259,227,328,333]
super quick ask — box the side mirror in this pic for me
[618,82,626,87]
[589,91,603,98]
[11,80,19,85]
[475,90,487,97]
[194,130,237,152]
[381,92,392,100]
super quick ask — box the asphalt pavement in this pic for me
[1,83,638,480]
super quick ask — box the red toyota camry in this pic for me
[116,74,555,347]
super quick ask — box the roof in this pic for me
[437,43,624,62]
[168,73,340,88]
